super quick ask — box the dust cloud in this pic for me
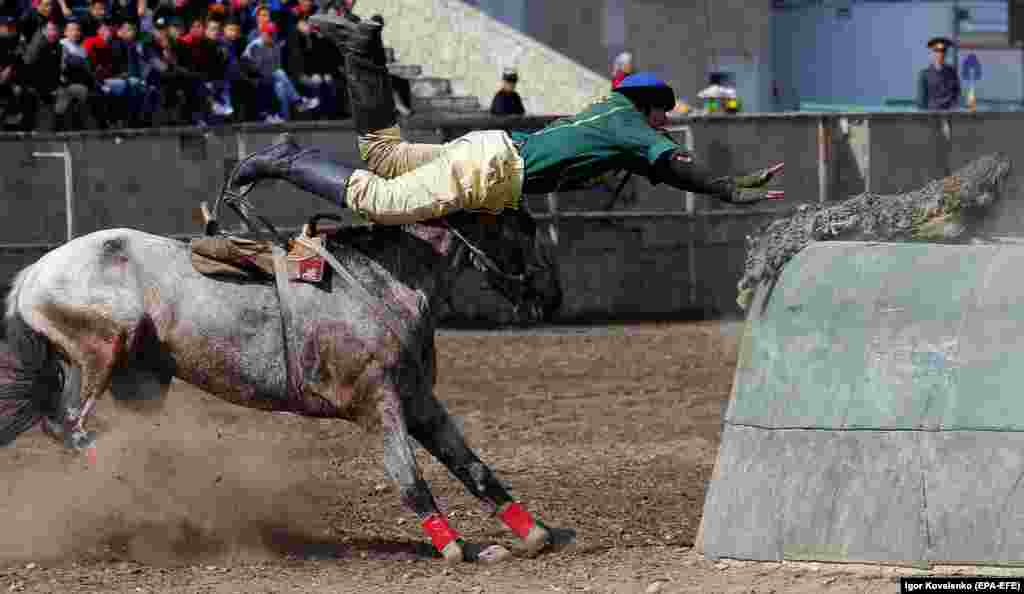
[0,382,331,566]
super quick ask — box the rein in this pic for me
[446,223,528,284]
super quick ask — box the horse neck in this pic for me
[341,221,463,312]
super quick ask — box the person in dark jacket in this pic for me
[18,0,66,47]
[79,0,108,38]
[192,17,233,116]
[110,18,158,126]
[489,67,524,116]
[143,15,209,124]
[285,15,333,117]
[25,20,92,129]
[918,36,961,111]
[221,14,259,119]
[0,15,37,130]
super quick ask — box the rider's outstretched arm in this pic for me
[651,151,784,204]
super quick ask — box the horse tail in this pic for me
[0,267,61,446]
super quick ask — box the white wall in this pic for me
[772,1,1023,109]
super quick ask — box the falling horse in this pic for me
[0,203,565,563]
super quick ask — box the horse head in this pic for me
[446,207,563,324]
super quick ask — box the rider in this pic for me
[224,11,784,224]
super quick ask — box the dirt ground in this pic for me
[0,321,999,593]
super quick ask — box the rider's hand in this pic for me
[729,187,785,204]
[734,162,784,189]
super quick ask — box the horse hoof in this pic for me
[521,524,550,556]
[461,542,512,564]
[440,541,463,565]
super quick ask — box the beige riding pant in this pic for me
[345,126,525,225]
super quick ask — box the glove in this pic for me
[733,162,784,189]
[656,151,785,204]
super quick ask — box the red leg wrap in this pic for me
[421,513,460,552]
[498,501,536,540]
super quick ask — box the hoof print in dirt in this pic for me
[462,543,513,563]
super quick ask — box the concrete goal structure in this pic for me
[698,240,1024,566]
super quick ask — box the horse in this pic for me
[0,206,566,563]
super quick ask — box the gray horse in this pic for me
[0,208,565,563]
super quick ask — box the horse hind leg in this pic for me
[372,383,511,564]
[406,395,573,557]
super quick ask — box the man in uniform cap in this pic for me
[918,36,961,110]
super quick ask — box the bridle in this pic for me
[446,222,530,284]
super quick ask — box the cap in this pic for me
[614,72,676,111]
[708,71,729,85]
[502,67,518,83]
[0,15,15,26]
[928,37,954,51]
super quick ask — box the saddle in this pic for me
[188,201,338,284]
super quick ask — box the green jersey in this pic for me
[511,93,679,194]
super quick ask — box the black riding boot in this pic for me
[344,52,398,135]
[228,134,356,208]
[309,12,387,66]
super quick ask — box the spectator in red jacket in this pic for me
[84,18,123,126]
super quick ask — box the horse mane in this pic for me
[4,265,34,321]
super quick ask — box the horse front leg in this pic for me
[406,395,575,557]
[375,383,511,564]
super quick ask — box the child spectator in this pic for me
[242,19,315,122]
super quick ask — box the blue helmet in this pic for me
[614,72,676,112]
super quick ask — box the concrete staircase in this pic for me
[384,46,482,113]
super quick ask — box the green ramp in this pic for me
[698,241,1024,566]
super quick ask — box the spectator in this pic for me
[58,19,101,128]
[164,15,183,39]
[80,0,108,38]
[222,13,258,118]
[289,0,313,20]
[0,15,37,130]
[242,19,316,122]
[611,51,632,89]
[110,18,159,126]
[285,15,333,116]
[918,36,960,111]
[153,0,203,34]
[227,0,255,37]
[245,2,270,43]
[84,18,122,126]
[143,15,207,124]
[110,0,146,28]
[192,17,233,116]
[25,20,90,129]
[19,0,67,47]
[489,67,524,116]
[177,15,203,45]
